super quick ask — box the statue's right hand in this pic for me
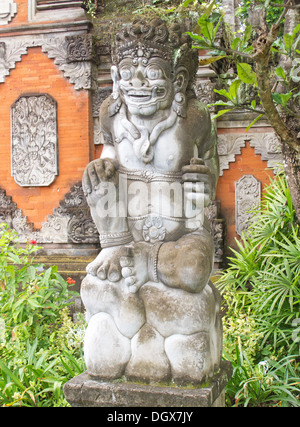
[82,158,118,199]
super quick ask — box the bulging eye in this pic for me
[120,67,133,81]
[146,66,163,80]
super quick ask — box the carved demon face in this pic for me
[112,56,176,117]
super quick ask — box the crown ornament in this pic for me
[112,18,198,79]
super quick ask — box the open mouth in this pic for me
[127,92,151,102]
[122,87,167,103]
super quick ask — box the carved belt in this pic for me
[118,166,182,183]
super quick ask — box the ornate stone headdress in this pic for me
[112,17,198,85]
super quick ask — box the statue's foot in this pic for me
[86,242,149,291]
[120,242,149,293]
[86,245,126,282]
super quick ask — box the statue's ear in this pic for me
[111,65,120,95]
[174,67,189,93]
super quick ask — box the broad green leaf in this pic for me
[182,0,194,7]
[7,253,21,264]
[0,360,26,391]
[204,0,216,17]
[214,88,233,101]
[198,55,226,66]
[213,15,223,39]
[251,100,256,109]
[272,92,283,105]
[292,23,300,42]
[246,114,264,132]
[231,37,241,50]
[276,66,286,80]
[284,34,293,53]
[26,265,36,281]
[27,298,42,309]
[198,14,214,43]
[272,92,292,107]
[211,100,234,107]
[41,267,52,286]
[212,108,234,120]
[243,25,252,45]
[229,79,242,100]
[237,63,257,85]
[280,92,293,107]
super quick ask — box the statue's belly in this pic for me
[120,168,198,243]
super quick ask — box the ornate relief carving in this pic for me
[92,88,113,145]
[0,187,36,242]
[0,35,96,90]
[194,80,216,106]
[11,94,58,187]
[0,183,98,244]
[235,175,261,236]
[59,183,99,244]
[0,0,17,25]
[0,40,29,83]
[217,134,246,176]
[205,201,225,265]
[66,35,93,63]
[39,183,99,244]
[92,87,113,118]
[39,206,69,244]
[42,37,95,91]
[217,133,283,176]
[249,133,283,170]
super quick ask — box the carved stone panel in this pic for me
[11,94,58,187]
[235,175,261,236]
[217,133,283,176]
[66,35,93,63]
[205,200,225,266]
[0,0,17,25]
[59,183,99,244]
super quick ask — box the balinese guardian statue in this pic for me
[81,18,222,385]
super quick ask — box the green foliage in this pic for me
[236,0,285,31]
[0,224,86,407]
[218,173,300,406]
[187,3,300,131]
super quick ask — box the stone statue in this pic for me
[81,18,222,385]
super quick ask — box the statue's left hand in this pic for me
[82,158,119,205]
[182,158,211,208]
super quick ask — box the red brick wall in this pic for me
[216,131,274,252]
[0,47,91,229]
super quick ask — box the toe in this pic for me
[108,264,121,282]
[120,256,134,268]
[125,276,136,287]
[121,267,133,278]
[86,261,97,276]
[97,262,109,280]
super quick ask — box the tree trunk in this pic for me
[255,58,300,221]
[281,142,300,221]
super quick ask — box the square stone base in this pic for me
[63,361,232,407]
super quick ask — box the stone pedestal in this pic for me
[63,361,232,407]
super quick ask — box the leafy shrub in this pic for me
[0,224,86,407]
[218,172,300,407]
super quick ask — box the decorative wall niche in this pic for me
[11,94,58,187]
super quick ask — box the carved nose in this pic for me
[131,70,148,87]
